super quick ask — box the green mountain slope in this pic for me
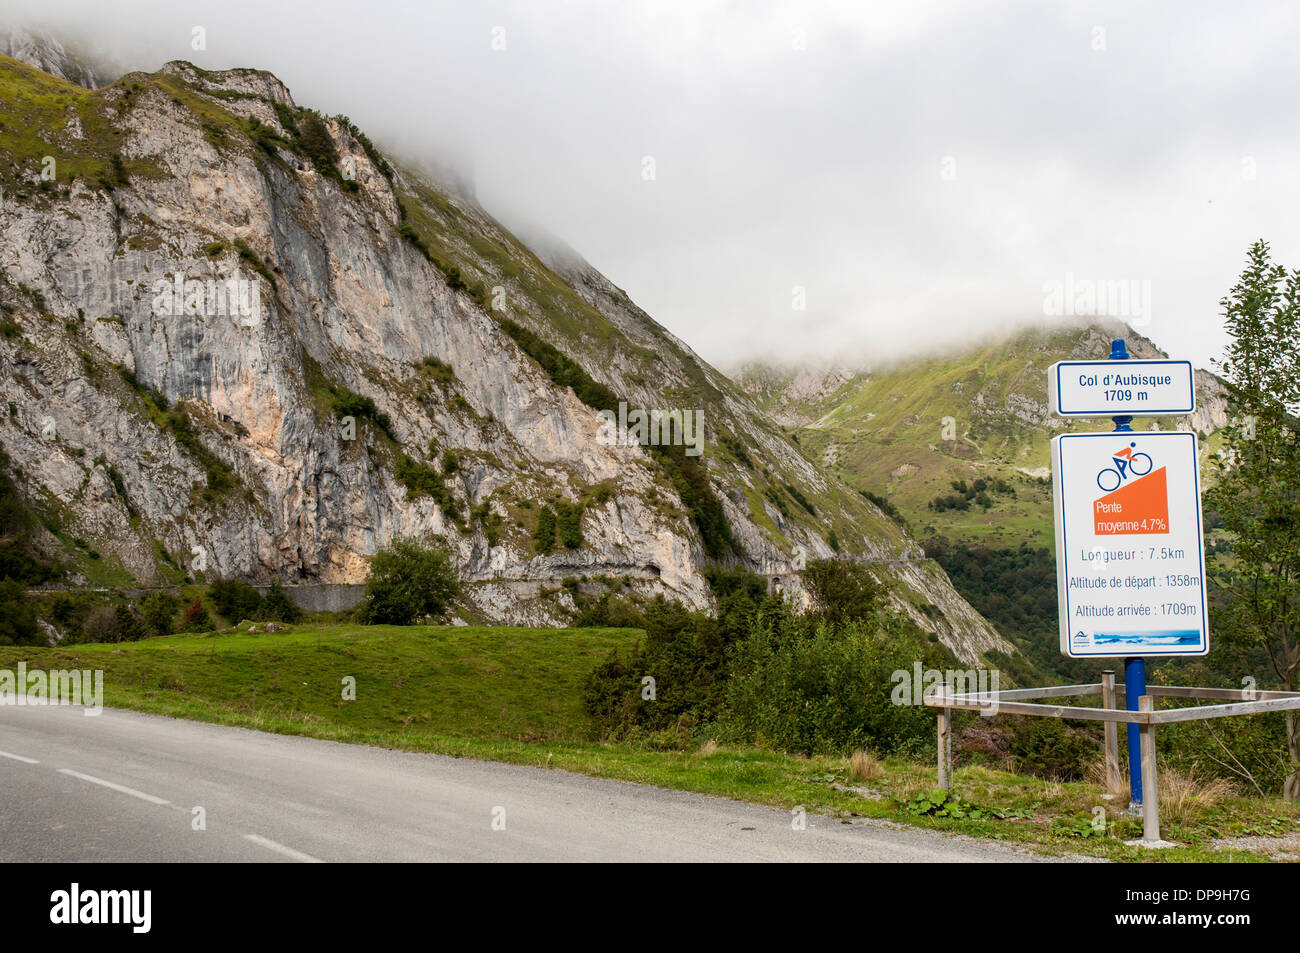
[738,320,1228,548]
[737,320,1229,680]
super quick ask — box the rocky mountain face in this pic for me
[737,319,1229,548]
[0,46,1012,662]
[0,29,109,90]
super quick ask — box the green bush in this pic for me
[723,617,941,756]
[581,577,788,740]
[297,111,341,179]
[259,580,303,624]
[208,578,263,623]
[80,603,145,643]
[0,579,42,645]
[394,455,459,521]
[140,591,179,638]
[801,558,886,627]
[555,499,583,549]
[357,539,459,625]
[180,597,212,633]
[533,506,557,554]
[332,387,394,440]
[418,356,456,382]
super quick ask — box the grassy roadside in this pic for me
[2,624,1296,862]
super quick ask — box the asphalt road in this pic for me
[1,705,1060,862]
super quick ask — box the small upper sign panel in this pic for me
[1049,359,1195,417]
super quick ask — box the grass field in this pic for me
[2,623,1297,862]
[0,624,634,742]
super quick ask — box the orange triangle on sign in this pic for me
[1093,467,1169,535]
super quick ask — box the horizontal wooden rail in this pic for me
[1149,695,1300,724]
[1119,685,1300,702]
[924,691,1149,723]
[924,685,1300,725]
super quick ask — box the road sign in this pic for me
[1048,359,1195,417]
[1051,431,1209,657]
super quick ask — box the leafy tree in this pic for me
[801,558,885,627]
[357,539,459,625]
[1206,239,1300,798]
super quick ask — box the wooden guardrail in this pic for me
[924,677,1300,845]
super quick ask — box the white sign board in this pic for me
[1052,431,1209,657]
[1048,359,1195,417]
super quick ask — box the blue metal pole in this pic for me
[1108,338,1145,812]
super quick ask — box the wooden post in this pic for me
[937,705,951,790]
[1138,695,1160,843]
[946,706,953,783]
[1102,670,1120,795]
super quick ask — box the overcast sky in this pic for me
[6,0,1300,372]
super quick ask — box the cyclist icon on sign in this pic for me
[1096,442,1153,492]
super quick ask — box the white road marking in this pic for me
[0,749,39,764]
[243,833,325,863]
[57,768,171,805]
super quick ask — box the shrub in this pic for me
[860,489,907,527]
[394,455,459,521]
[80,603,144,643]
[140,591,179,638]
[723,618,941,756]
[81,605,119,643]
[331,387,394,439]
[555,499,583,549]
[0,579,41,645]
[533,506,557,554]
[418,356,456,382]
[297,111,340,178]
[581,584,787,739]
[49,592,91,631]
[785,482,816,516]
[356,539,459,625]
[181,597,212,632]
